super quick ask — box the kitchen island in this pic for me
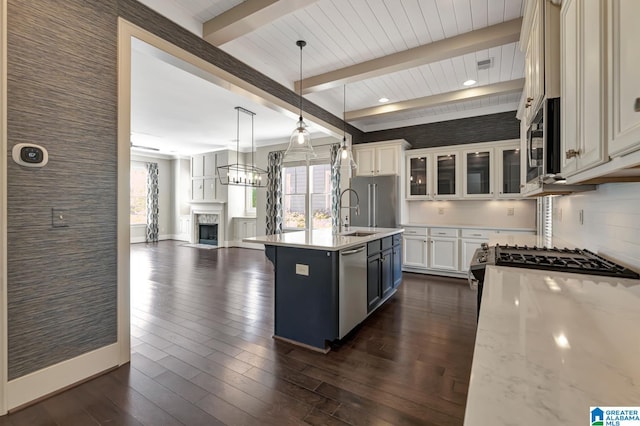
[245,227,403,352]
[464,264,640,425]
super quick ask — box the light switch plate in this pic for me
[52,208,69,228]
[438,208,445,215]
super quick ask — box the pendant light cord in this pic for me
[343,85,347,142]
[297,40,306,121]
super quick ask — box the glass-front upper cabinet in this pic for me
[406,154,430,199]
[434,152,459,199]
[496,146,522,198]
[463,148,493,198]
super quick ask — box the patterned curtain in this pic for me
[330,144,341,233]
[145,162,159,243]
[266,151,284,235]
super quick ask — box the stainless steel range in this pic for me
[468,244,640,318]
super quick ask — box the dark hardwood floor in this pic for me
[1,241,477,425]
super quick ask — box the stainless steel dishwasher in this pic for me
[338,245,367,339]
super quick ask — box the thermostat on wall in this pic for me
[12,143,48,167]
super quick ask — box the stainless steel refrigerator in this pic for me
[349,175,399,228]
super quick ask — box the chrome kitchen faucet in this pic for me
[338,188,360,233]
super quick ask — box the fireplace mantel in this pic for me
[190,203,225,245]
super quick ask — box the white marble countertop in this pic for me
[244,227,403,251]
[464,265,640,425]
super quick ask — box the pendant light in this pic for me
[333,85,357,170]
[284,40,317,161]
[217,106,268,187]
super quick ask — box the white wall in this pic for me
[171,158,191,241]
[553,182,640,270]
[406,199,537,229]
[131,154,173,243]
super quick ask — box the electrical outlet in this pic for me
[579,209,584,225]
[507,208,515,216]
[438,207,445,215]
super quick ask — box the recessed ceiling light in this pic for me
[463,79,477,86]
[378,97,389,103]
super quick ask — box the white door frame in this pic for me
[115,18,346,353]
[0,0,8,416]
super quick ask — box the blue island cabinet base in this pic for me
[268,245,339,352]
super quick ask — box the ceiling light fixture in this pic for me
[463,79,477,86]
[217,106,267,187]
[378,97,389,103]
[333,85,357,170]
[284,40,317,162]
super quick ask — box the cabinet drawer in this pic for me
[460,229,490,239]
[393,234,402,246]
[367,240,381,255]
[381,236,393,251]
[402,227,427,236]
[430,228,458,238]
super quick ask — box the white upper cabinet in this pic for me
[523,0,545,125]
[559,0,640,183]
[353,140,408,176]
[608,0,640,157]
[404,140,520,201]
[406,153,431,199]
[433,151,459,199]
[462,148,494,198]
[560,0,606,177]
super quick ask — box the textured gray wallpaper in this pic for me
[361,111,521,148]
[6,0,118,379]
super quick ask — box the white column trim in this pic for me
[117,19,132,366]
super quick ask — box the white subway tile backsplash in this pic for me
[407,199,537,229]
[553,182,640,270]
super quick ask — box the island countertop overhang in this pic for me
[243,227,404,251]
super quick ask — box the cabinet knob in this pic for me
[635,97,640,112]
[527,97,534,102]
[566,149,581,159]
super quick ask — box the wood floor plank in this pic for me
[0,241,477,425]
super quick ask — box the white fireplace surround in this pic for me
[191,204,225,246]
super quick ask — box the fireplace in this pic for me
[191,205,224,247]
[199,224,218,245]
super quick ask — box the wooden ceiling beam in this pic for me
[296,18,522,94]
[203,0,318,46]
[345,79,525,121]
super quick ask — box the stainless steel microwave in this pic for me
[526,97,561,184]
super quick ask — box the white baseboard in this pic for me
[230,241,264,250]
[6,343,120,411]
[401,266,467,279]
[168,234,189,242]
[130,234,172,244]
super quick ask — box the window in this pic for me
[245,187,257,214]
[282,163,333,230]
[130,165,147,225]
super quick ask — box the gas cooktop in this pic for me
[494,245,640,279]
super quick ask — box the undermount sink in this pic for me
[342,231,377,237]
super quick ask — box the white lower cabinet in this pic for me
[402,226,533,277]
[234,218,257,240]
[429,237,458,271]
[402,235,428,268]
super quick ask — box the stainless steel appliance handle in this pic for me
[367,184,373,227]
[341,246,366,255]
[372,183,377,227]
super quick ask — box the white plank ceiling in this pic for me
[135,0,525,152]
